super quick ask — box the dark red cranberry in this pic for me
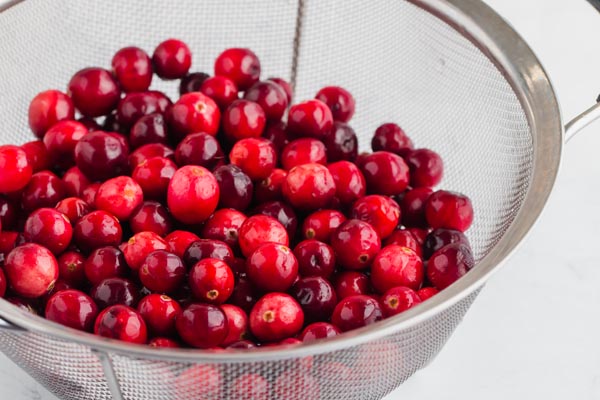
[301,209,346,242]
[331,295,383,332]
[427,243,474,290]
[267,77,293,103]
[149,337,180,348]
[200,76,239,110]
[131,156,177,200]
[405,148,444,188]
[129,113,168,149]
[184,239,235,268]
[371,123,413,156]
[189,258,234,304]
[229,276,261,313]
[0,269,6,298]
[226,340,256,350]
[247,243,298,292]
[74,131,129,181]
[254,168,287,204]
[121,231,168,271]
[238,215,289,257]
[300,322,340,342]
[323,121,358,162]
[94,304,147,344]
[179,72,210,95]
[229,373,270,400]
[327,161,366,206]
[164,230,200,259]
[91,277,140,309]
[152,39,192,79]
[407,227,429,246]
[400,187,433,228]
[55,197,91,225]
[81,183,101,207]
[5,243,58,298]
[291,276,337,322]
[331,219,381,270]
[166,92,221,140]
[223,100,266,142]
[28,90,75,138]
[423,228,471,260]
[274,372,320,400]
[95,176,143,221]
[129,143,174,169]
[0,196,17,230]
[68,68,120,117]
[282,163,336,210]
[137,294,181,336]
[351,195,400,239]
[24,208,73,255]
[262,121,290,152]
[384,229,423,257]
[21,171,65,212]
[293,239,335,278]
[167,165,220,224]
[62,167,91,198]
[77,117,101,131]
[214,48,261,90]
[57,251,86,287]
[315,86,355,122]
[130,201,173,237]
[425,190,474,232]
[117,91,172,128]
[249,293,304,342]
[221,304,248,346]
[21,140,51,172]
[201,209,246,250]
[213,165,253,211]
[139,250,185,294]
[176,303,228,348]
[244,81,288,121]
[371,245,423,293]
[287,99,333,139]
[416,287,439,301]
[45,289,98,331]
[74,211,122,254]
[0,145,32,193]
[252,201,298,240]
[360,151,409,196]
[281,138,327,170]
[0,231,21,264]
[229,138,277,181]
[175,132,225,170]
[111,46,153,92]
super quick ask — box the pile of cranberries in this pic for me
[0,39,474,350]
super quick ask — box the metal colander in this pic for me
[0,0,599,399]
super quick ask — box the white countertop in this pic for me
[1,0,599,399]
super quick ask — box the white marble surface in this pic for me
[1,0,600,399]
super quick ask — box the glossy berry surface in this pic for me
[68,68,120,117]
[94,305,147,344]
[131,156,177,200]
[45,289,98,331]
[74,211,123,254]
[164,230,200,259]
[28,90,74,138]
[427,243,474,290]
[129,201,173,237]
[167,165,220,224]
[175,132,225,170]
[91,277,140,309]
[247,243,298,292]
[384,229,422,258]
[21,171,65,212]
[351,195,400,239]
[425,190,474,232]
[287,99,333,139]
[223,99,267,143]
[74,131,129,181]
[189,258,234,304]
[152,39,192,79]
[129,143,174,169]
[214,48,261,90]
[249,293,304,342]
[371,123,413,156]
[117,91,172,128]
[416,287,439,301]
[21,140,51,172]
[137,294,181,336]
[24,208,73,255]
[299,322,340,342]
[331,219,381,270]
[84,246,127,285]
[405,148,444,188]
[61,167,91,198]
[183,239,235,269]
[0,145,32,193]
[423,228,471,260]
[371,245,423,293]
[262,121,290,152]
[293,239,336,278]
[213,165,253,211]
[5,243,58,298]
[281,138,327,170]
[360,151,410,196]
[267,77,293,103]
[315,86,355,123]
[179,72,210,95]
[229,138,276,181]
[252,201,298,240]
[57,251,86,287]
[166,92,221,139]
[199,76,239,110]
[282,163,336,210]
[331,295,383,332]
[327,161,366,206]
[221,304,248,346]
[201,209,247,250]
[302,209,346,243]
[380,286,421,317]
[400,187,433,229]
[129,113,168,149]
[254,168,287,204]
[95,176,144,221]
[291,276,337,322]
[42,120,88,168]
[176,303,228,348]
[139,250,186,294]
[111,46,153,92]
[238,215,289,257]
[323,121,358,162]
[121,231,168,271]
[244,80,288,121]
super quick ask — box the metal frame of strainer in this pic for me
[0,0,600,398]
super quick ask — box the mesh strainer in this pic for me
[0,0,599,399]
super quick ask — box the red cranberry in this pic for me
[179,72,210,95]
[111,46,153,92]
[5,243,58,298]
[117,91,172,128]
[290,276,337,322]
[137,294,181,336]
[249,293,303,342]
[293,239,335,278]
[0,196,16,230]
[95,176,143,221]
[121,231,168,271]
[223,100,266,142]
[149,337,180,348]
[274,371,320,400]
[371,123,413,156]
[199,76,238,109]
[0,231,22,263]
[166,92,221,140]
[83,246,126,285]
[247,243,298,292]
[81,183,101,208]
[351,195,400,239]
[229,276,261,313]
[175,132,225,170]
[400,187,433,228]
[327,161,366,206]
[21,140,51,172]
[323,121,358,162]
[21,171,65,212]
[287,99,333,139]
[380,286,421,317]
[213,165,253,211]
[254,168,286,204]
[407,227,429,246]
[45,289,98,331]
[385,229,422,257]
[262,121,290,152]
[28,90,75,138]
[24,208,72,255]
[94,304,147,344]
[281,138,327,170]
[91,277,140,309]
[176,303,228,348]
[139,250,186,294]
[68,68,120,117]
[371,245,423,293]
[152,39,192,79]
[57,251,86,287]
[55,197,91,225]
[130,201,173,237]
[301,209,346,243]
[331,220,381,270]
[425,190,474,232]
[282,163,336,210]
[238,215,289,257]
[183,238,233,266]
[164,230,200,259]
[267,77,293,103]
[221,304,248,346]
[229,373,270,400]
[405,148,444,188]
[427,243,474,290]
[0,145,32,193]
[62,167,91,198]
[214,48,261,90]
[167,165,219,224]
[129,113,168,149]
[129,144,174,170]
[131,156,176,200]
[189,258,234,304]
[360,151,409,196]
[244,81,288,121]
[74,131,129,181]
[201,209,247,250]
[229,138,277,181]
[417,287,439,301]
[0,269,6,298]
[423,228,471,260]
[315,86,355,122]
[331,294,383,332]
[300,322,340,342]
[252,201,298,240]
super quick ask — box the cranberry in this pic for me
[254,168,286,204]
[74,131,129,181]
[416,287,439,301]
[0,231,21,263]
[57,251,86,287]
[300,322,340,342]
[301,209,346,242]
[314,86,355,122]
[249,293,303,342]
[129,143,174,169]
[67,68,120,117]
[0,197,16,230]
[62,167,91,198]
[293,239,336,278]
[176,303,228,348]
[238,215,289,257]
[189,258,234,304]
[184,239,235,268]
[229,276,261,313]
[287,99,333,139]
[166,92,221,140]
[139,250,185,294]
[407,227,429,246]
[130,201,173,237]
[94,304,147,344]
[423,228,471,260]
[427,243,474,290]
[371,123,413,156]
[45,289,98,331]
[331,294,383,332]
[267,77,293,103]
[81,183,101,208]
[20,171,65,212]
[175,132,225,170]
[384,229,423,257]
[82,245,125,286]
[21,140,51,172]
[226,340,257,350]
[0,145,32,193]
[327,161,366,206]
[121,231,168,271]
[24,208,73,255]
[351,195,400,239]
[323,121,358,162]
[222,99,266,142]
[152,39,191,79]
[262,121,290,152]
[111,46,153,92]
[252,201,298,240]
[201,209,247,250]
[129,113,168,149]
[229,373,270,400]
[221,304,248,346]
[95,176,143,221]
[0,269,6,298]
[330,220,381,270]
[131,156,176,200]
[244,81,288,121]
[229,138,277,181]
[137,293,181,336]
[117,91,172,128]
[214,48,261,90]
[167,165,219,224]
[55,197,91,225]
[404,148,444,188]
[281,138,327,170]
[380,286,421,317]
[164,230,200,259]
[149,337,180,348]
[5,243,58,298]
[282,163,336,210]
[274,371,320,399]
[179,72,210,95]
[360,151,409,196]
[199,76,238,109]
[213,165,253,211]
[91,277,140,309]
[246,243,298,292]
[290,276,337,322]
[28,90,75,138]
[371,244,423,293]
[400,187,433,228]
[425,190,474,232]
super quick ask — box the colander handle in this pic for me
[565,100,600,142]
